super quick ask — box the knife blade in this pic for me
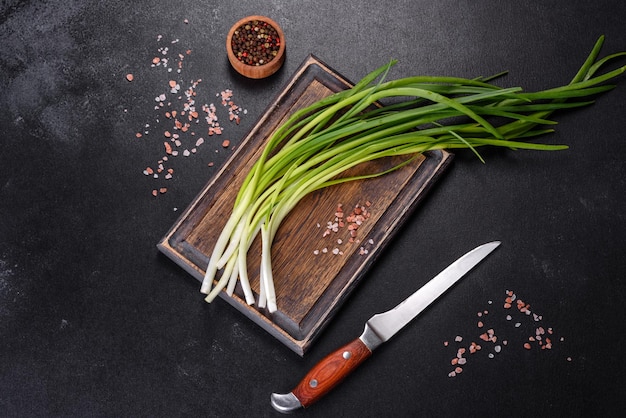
[270,241,501,413]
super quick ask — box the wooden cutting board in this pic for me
[158,55,453,355]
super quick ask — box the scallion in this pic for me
[202,36,625,313]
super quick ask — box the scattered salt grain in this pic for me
[131,36,248,197]
[444,289,568,377]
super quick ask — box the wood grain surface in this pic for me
[158,55,452,355]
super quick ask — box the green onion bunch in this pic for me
[201,36,625,313]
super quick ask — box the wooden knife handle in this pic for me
[292,338,372,408]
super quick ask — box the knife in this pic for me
[270,241,501,413]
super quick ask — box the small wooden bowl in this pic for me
[226,15,286,79]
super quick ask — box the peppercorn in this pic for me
[231,19,281,66]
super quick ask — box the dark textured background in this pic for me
[1,1,625,417]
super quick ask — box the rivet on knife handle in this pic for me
[271,241,501,413]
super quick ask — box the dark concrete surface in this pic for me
[1,1,625,417]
